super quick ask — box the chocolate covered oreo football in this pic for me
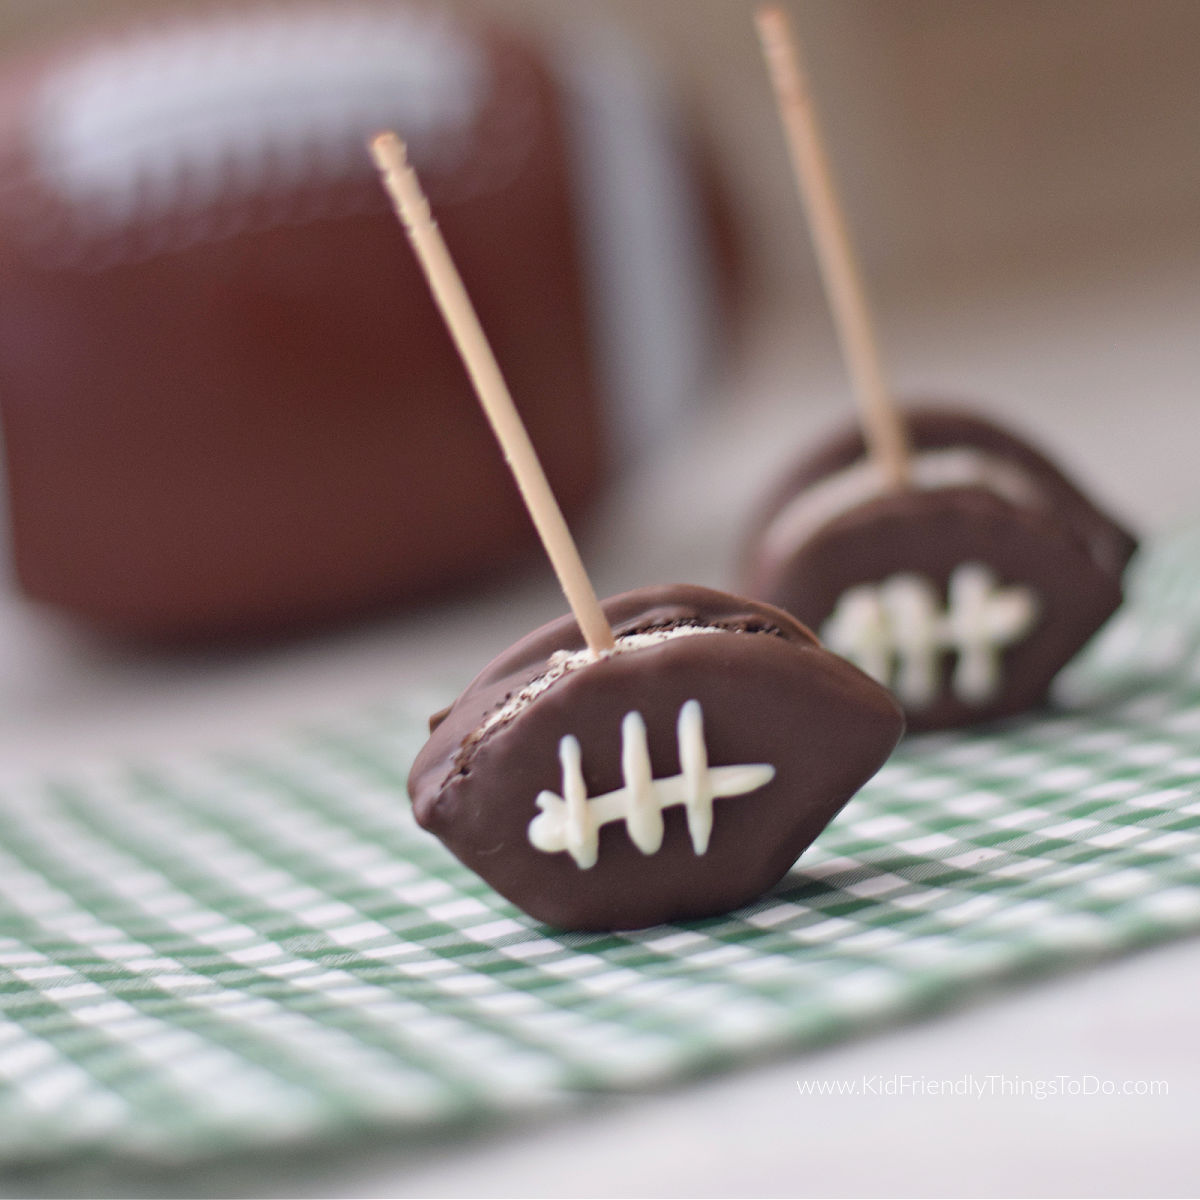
[408,584,903,931]
[740,406,1137,730]
[740,407,1137,731]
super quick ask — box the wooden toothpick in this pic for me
[370,133,616,656]
[755,4,911,489]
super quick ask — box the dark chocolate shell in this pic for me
[740,405,1138,730]
[408,585,904,931]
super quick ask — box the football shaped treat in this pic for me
[746,12,1137,730]
[408,585,903,930]
[374,137,901,931]
[740,406,1138,731]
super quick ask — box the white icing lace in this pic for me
[821,563,1038,708]
[527,699,775,868]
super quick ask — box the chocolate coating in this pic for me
[740,405,1138,730]
[408,585,904,931]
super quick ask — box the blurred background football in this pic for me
[0,0,729,640]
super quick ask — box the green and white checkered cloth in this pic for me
[2,525,1200,1167]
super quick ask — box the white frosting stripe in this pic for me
[822,563,1038,709]
[946,566,1040,704]
[559,735,596,870]
[678,699,715,854]
[621,712,663,854]
[528,700,775,868]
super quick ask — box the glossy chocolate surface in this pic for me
[409,584,904,931]
[740,405,1138,730]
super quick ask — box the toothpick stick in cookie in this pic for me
[370,132,615,657]
[370,133,904,931]
[755,4,910,489]
[741,11,1137,732]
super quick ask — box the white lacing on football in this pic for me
[821,563,1039,708]
[29,4,492,242]
[527,699,776,869]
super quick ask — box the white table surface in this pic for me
[1,236,1197,1197]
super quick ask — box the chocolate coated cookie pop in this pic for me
[373,133,903,930]
[748,10,1136,729]
[409,584,903,930]
[740,406,1137,730]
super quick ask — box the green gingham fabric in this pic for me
[2,525,1200,1167]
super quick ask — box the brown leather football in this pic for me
[0,2,723,639]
